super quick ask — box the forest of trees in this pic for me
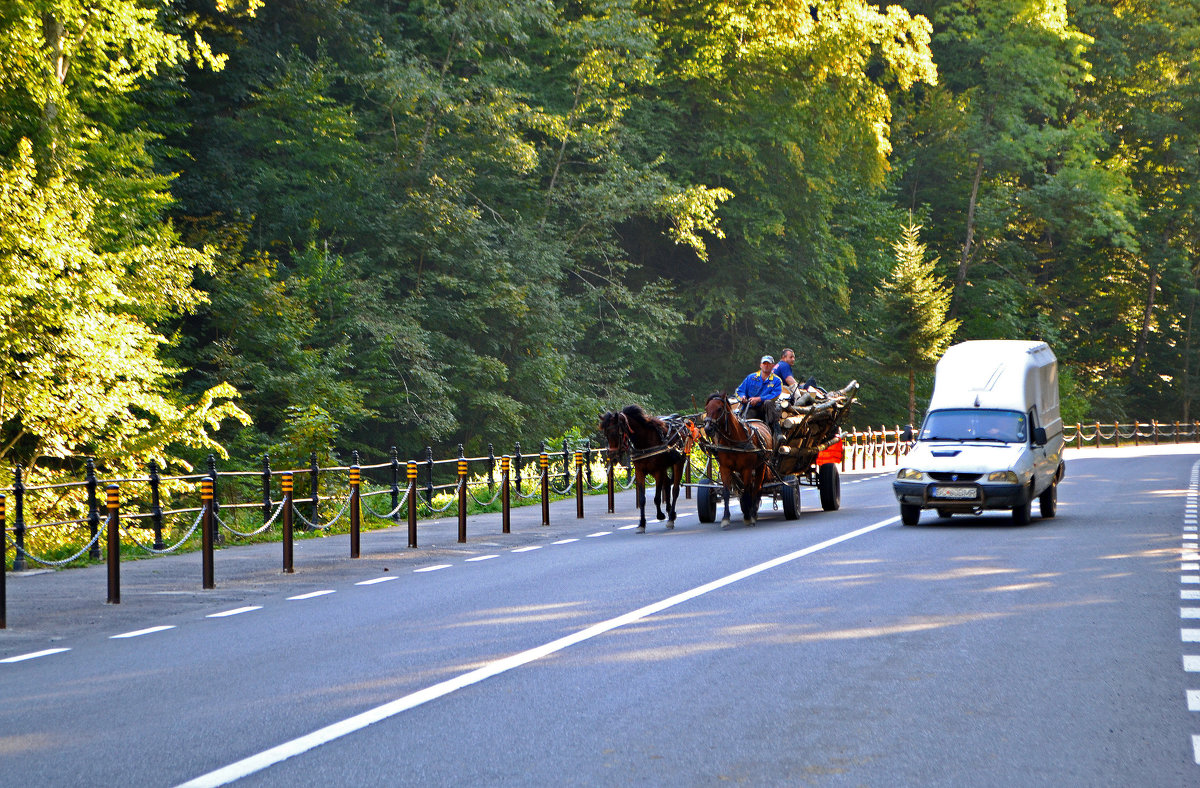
[1,0,1198,481]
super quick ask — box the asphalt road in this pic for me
[2,446,1199,787]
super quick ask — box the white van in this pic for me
[892,340,1066,525]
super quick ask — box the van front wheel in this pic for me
[1039,481,1057,518]
[1012,486,1033,525]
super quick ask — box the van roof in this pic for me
[929,340,1056,412]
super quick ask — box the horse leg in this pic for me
[719,466,732,529]
[666,462,681,528]
[653,468,666,521]
[635,470,647,533]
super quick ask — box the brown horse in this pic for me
[599,405,693,533]
[702,392,774,528]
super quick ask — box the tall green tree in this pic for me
[871,220,960,424]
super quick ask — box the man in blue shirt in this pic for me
[737,354,784,445]
[773,348,798,388]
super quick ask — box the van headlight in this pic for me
[987,470,1019,483]
[897,468,924,481]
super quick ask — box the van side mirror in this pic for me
[1033,427,1047,446]
[901,425,914,442]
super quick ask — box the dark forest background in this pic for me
[2,0,1198,479]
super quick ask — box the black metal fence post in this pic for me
[12,465,24,572]
[201,477,215,589]
[86,459,100,560]
[607,458,615,514]
[561,441,570,488]
[514,443,523,494]
[424,446,434,505]
[310,452,320,528]
[261,455,272,526]
[488,443,496,494]
[149,460,165,550]
[390,447,400,522]
[106,484,120,604]
[208,454,222,545]
[282,473,294,573]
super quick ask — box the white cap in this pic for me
[761,355,774,364]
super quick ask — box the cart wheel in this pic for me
[696,480,717,523]
[781,477,800,520]
[818,463,841,511]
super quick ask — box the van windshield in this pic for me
[920,409,1027,443]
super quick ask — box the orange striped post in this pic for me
[201,477,215,589]
[106,484,120,604]
[540,452,550,526]
[575,451,585,519]
[407,461,419,548]
[349,465,361,558]
[282,473,294,573]
[457,455,468,544]
[501,456,511,534]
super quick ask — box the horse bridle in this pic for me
[704,398,765,454]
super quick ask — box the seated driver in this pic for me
[736,354,784,447]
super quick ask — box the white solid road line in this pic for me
[206,606,262,618]
[111,626,176,639]
[1,648,71,663]
[288,590,335,600]
[175,514,899,788]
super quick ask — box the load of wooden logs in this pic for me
[774,379,859,476]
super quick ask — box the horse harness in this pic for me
[619,413,693,462]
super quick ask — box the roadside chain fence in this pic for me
[3,422,1197,627]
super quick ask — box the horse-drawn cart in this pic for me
[694,380,859,525]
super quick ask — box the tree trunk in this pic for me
[1132,255,1161,374]
[951,157,984,319]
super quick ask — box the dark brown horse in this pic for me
[702,392,773,527]
[599,405,693,533]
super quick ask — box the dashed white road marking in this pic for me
[585,532,610,538]
[617,524,639,530]
[174,515,900,788]
[552,538,579,545]
[1184,576,1200,584]
[511,546,542,553]
[1184,630,1200,642]
[1183,609,1200,619]
[207,606,262,618]
[111,626,176,639]
[1184,590,1200,600]
[1,648,71,663]
[1185,656,1200,672]
[1188,690,1200,711]
[288,590,335,600]
[355,577,397,586]
[1193,736,1200,764]
[414,565,451,573]
[466,555,498,562]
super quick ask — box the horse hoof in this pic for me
[665,522,674,530]
[720,520,731,530]
[636,525,646,533]
[656,513,666,521]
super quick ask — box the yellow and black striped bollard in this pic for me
[282,473,294,573]
[107,484,120,603]
[407,461,419,548]
[540,452,550,526]
[457,457,468,544]
[575,451,584,519]
[350,465,361,558]
[501,456,511,534]
[201,477,215,589]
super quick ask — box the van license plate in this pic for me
[932,485,976,500]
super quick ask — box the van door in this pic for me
[1028,408,1050,494]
